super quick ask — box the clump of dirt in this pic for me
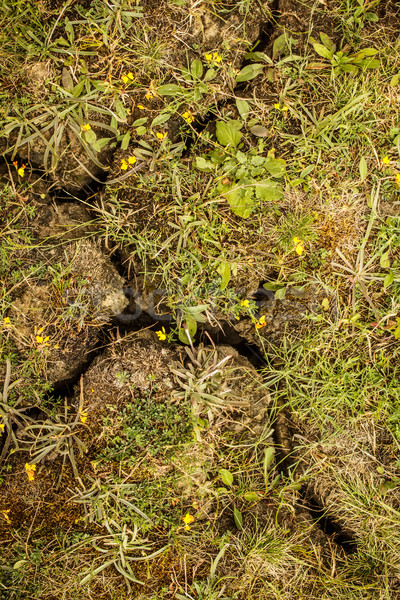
[7,239,128,385]
[234,284,327,346]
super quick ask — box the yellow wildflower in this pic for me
[255,315,266,329]
[395,173,400,185]
[121,159,128,170]
[80,410,88,424]
[156,131,166,140]
[240,299,250,308]
[122,75,129,84]
[25,463,36,482]
[382,155,390,165]
[0,424,5,434]
[156,327,167,341]
[36,335,50,345]
[128,155,136,165]
[17,165,26,177]
[145,91,154,100]
[81,123,91,131]
[137,104,145,109]
[274,103,289,112]
[293,236,305,256]
[3,317,11,327]
[182,110,194,124]
[183,513,194,530]
[1,510,11,524]
[128,72,134,80]
[205,52,222,64]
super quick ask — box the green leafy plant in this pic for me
[171,345,248,438]
[0,359,35,462]
[80,519,167,590]
[196,131,286,218]
[24,396,87,485]
[70,477,152,525]
[309,32,379,76]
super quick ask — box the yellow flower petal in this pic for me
[82,123,91,131]
[128,156,136,164]
[17,167,25,177]
[128,72,134,80]
[183,513,194,525]
[137,104,145,109]
[122,75,129,84]
[240,299,250,307]
[25,463,36,481]
[156,328,167,341]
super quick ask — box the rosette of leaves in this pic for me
[309,32,379,75]
[196,120,285,218]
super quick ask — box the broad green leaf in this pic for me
[217,261,231,290]
[151,113,171,127]
[312,43,332,60]
[391,73,400,87]
[359,58,380,69]
[254,181,284,202]
[72,78,85,98]
[195,156,214,171]
[264,157,286,176]
[359,156,367,181]
[273,34,287,59]
[120,131,131,150]
[263,281,282,292]
[322,298,330,311]
[243,492,261,502]
[300,165,314,179]
[191,59,204,79]
[193,86,203,102]
[157,84,183,96]
[133,117,147,126]
[203,68,216,81]
[236,98,250,120]
[83,129,97,145]
[219,468,233,487]
[394,318,400,339]
[178,316,197,345]
[274,287,286,299]
[233,506,243,530]
[135,126,146,135]
[114,98,128,120]
[384,272,394,289]
[236,63,264,83]
[223,182,256,218]
[92,137,112,152]
[216,120,242,147]
[319,32,336,53]
[264,447,275,472]
[380,250,390,269]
